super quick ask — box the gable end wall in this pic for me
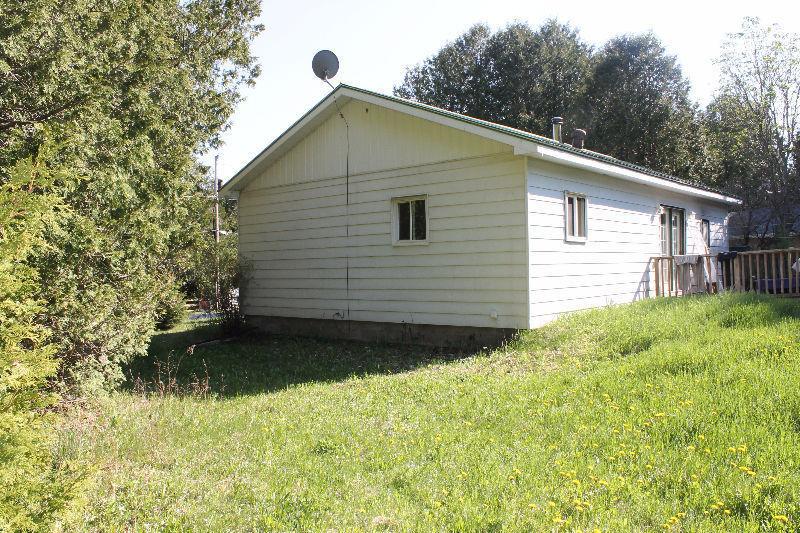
[238,100,529,330]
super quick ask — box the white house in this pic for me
[221,84,739,345]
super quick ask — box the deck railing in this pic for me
[650,248,800,298]
[651,254,716,297]
[730,248,800,295]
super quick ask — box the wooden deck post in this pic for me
[779,251,785,295]
[668,257,673,297]
[739,256,744,292]
[654,258,661,297]
[764,253,769,294]
[721,258,727,292]
[771,252,777,295]
[755,253,761,293]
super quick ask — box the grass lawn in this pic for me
[56,293,800,531]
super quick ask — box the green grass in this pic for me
[56,294,800,531]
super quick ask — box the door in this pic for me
[660,206,685,256]
[660,206,686,292]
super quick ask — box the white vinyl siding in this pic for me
[527,158,729,327]
[238,102,528,329]
[251,100,509,189]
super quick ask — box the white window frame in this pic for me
[660,205,686,256]
[701,218,711,248]
[391,195,428,246]
[563,191,588,243]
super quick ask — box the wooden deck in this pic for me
[651,248,800,298]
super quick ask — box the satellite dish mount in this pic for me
[312,50,339,89]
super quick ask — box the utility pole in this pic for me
[214,155,220,244]
[214,155,220,310]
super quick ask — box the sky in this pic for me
[208,0,800,183]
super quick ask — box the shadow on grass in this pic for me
[122,323,484,398]
[124,294,800,398]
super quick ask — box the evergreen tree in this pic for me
[0,0,262,391]
[584,33,711,178]
[395,20,593,137]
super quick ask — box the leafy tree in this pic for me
[0,0,262,393]
[395,20,593,136]
[187,229,247,333]
[584,33,711,178]
[705,18,800,247]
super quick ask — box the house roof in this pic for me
[222,84,740,205]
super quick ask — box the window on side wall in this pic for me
[564,191,588,242]
[393,195,427,244]
[701,219,711,249]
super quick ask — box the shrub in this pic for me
[188,234,249,334]
[155,285,188,331]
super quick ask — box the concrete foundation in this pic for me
[246,315,519,349]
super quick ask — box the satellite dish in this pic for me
[312,50,339,81]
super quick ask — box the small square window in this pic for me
[393,196,427,244]
[564,192,588,242]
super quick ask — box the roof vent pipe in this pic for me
[551,117,563,143]
[572,128,587,150]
